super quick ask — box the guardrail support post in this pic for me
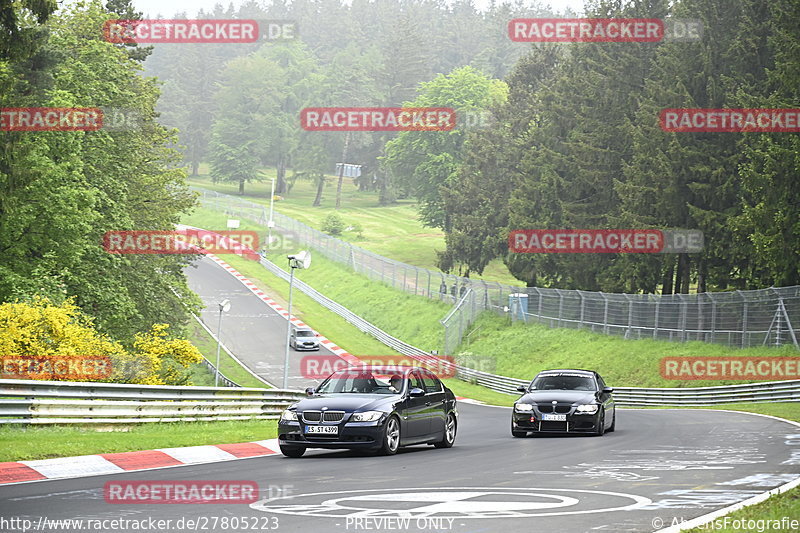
[601,292,608,335]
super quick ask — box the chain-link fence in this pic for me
[195,187,800,351]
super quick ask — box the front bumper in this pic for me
[278,419,385,449]
[511,409,601,434]
[293,343,320,351]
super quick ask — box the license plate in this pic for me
[543,414,566,421]
[305,425,338,434]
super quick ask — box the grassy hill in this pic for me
[186,168,521,285]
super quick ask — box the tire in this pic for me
[594,410,605,437]
[607,410,615,432]
[434,412,457,448]
[280,445,306,458]
[512,421,527,438]
[377,416,401,455]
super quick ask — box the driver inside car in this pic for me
[388,375,402,393]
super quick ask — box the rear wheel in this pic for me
[434,413,457,448]
[280,445,305,458]
[377,416,401,455]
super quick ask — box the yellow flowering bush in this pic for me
[0,299,202,385]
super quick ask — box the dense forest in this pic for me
[145,0,799,295]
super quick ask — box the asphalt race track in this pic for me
[1,255,797,533]
[1,405,799,533]
[186,256,338,388]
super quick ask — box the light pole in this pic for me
[214,299,231,387]
[267,177,276,250]
[283,251,311,388]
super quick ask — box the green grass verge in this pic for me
[463,314,799,388]
[683,488,799,533]
[187,170,520,285]
[0,421,278,462]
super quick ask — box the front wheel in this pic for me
[280,445,306,458]
[377,416,401,455]
[594,410,605,437]
[434,413,457,448]
[512,421,527,438]
[607,410,615,432]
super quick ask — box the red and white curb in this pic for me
[0,439,284,486]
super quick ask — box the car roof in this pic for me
[341,365,432,375]
[536,369,597,377]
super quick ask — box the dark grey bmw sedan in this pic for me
[511,369,616,437]
[278,365,458,457]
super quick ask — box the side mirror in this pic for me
[305,387,316,396]
[409,388,426,398]
[603,387,614,394]
[516,385,527,393]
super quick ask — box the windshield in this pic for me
[530,375,597,391]
[295,330,314,337]
[315,368,405,395]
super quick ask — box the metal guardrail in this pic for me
[256,256,800,406]
[0,379,305,424]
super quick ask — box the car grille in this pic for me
[323,411,345,422]
[301,410,345,423]
[537,403,572,414]
[540,421,569,432]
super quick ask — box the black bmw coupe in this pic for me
[511,369,615,437]
[278,365,458,457]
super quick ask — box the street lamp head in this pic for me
[288,250,311,269]
[219,299,231,313]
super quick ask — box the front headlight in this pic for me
[280,409,298,421]
[350,411,383,422]
[576,404,599,414]
[515,403,533,412]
